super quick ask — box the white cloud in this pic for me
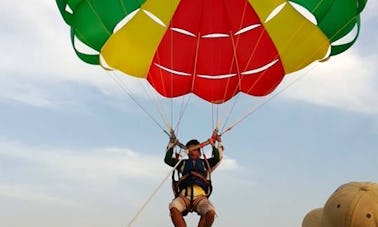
[0,2,376,226]
[0,76,55,107]
[364,0,378,20]
[1,0,377,116]
[0,138,241,226]
[276,1,378,115]
[0,184,81,207]
[0,139,239,181]
[0,0,129,104]
[281,50,378,115]
[216,154,239,171]
[0,0,154,109]
[0,139,166,180]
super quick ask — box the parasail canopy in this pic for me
[57,0,367,104]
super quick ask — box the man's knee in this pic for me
[169,197,187,213]
[198,209,216,227]
[195,198,216,216]
[170,207,181,215]
[205,209,216,221]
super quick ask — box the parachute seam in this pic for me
[147,56,172,129]
[191,33,201,93]
[224,1,322,131]
[223,0,363,132]
[220,0,256,128]
[85,0,111,36]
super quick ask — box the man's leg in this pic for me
[169,197,190,227]
[198,210,215,227]
[170,207,187,227]
[194,197,216,227]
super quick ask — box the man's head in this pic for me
[186,139,201,160]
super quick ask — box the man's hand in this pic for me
[209,128,222,146]
[169,129,178,145]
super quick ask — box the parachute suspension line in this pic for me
[174,95,192,133]
[106,71,168,132]
[221,63,321,135]
[191,32,201,94]
[219,5,318,134]
[168,19,189,135]
[211,104,217,131]
[241,0,327,97]
[219,93,241,133]
[84,2,174,131]
[165,10,193,134]
[132,71,172,129]
[170,15,175,130]
[214,104,225,132]
[127,150,188,227]
[142,81,172,130]
[211,105,214,130]
[225,27,280,132]
[221,0,361,135]
[216,1,253,133]
[220,0,322,131]
[220,25,282,134]
[219,12,268,133]
[169,98,174,133]
[218,31,243,130]
[191,1,204,95]
[149,89,173,130]
[217,0,365,136]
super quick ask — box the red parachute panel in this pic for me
[147,0,285,103]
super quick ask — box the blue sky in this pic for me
[1,1,378,226]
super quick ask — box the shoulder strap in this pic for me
[202,155,213,198]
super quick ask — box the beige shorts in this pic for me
[169,195,216,215]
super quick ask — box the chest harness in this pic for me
[172,156,213,215]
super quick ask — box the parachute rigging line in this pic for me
[127,149,187,227]
[221,61,322,135]
[220,7,366,134]
[56,2,368,226]
[106,71,169,131]
[129,9,366,227]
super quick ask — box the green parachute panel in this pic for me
[56,0,146,64]
[290,0,367,56]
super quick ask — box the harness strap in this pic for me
[190,184,194,206]
[202,154,212,181]
[189,172,210,186]
[202,154,213,198]
[181,196,191,211]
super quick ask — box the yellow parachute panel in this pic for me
[100,0,180,78]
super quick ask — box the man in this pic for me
[164,130,223,227]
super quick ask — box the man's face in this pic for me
[188,146,201,160]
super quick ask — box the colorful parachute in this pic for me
[56,0,367,104]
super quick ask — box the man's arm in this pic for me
[207,130,224,168]
[207,145,222,168]
[164,143,180,167]
[164,130,181,167]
